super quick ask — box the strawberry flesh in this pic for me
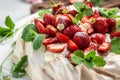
[43,38,57,45]
[83,44,96,54]
[98,42,111,53]
[67,40,79,52]
[47,43,65,53]
[36,21,47,34]
[91,33,106,44]
[56,32,69,43]
[46,25,57,37]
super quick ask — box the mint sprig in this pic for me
[21,24,45,50]
[11,55,28,78]
[110,37,120,54]
[71,50,106,68]
[0,16,15,42]
[71,2,94,24]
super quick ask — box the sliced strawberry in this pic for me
[56,32,69,43]
[106,18,116,33]
[67,40,79,52]
[83,44,96,54]
[36,21,47,34]
[47,43,65,53]
[46,25,57,37]
[98,42,111,53]
[63,25,82,38]
[82,23,94,35]
[93,17,108,34]
[34,18,45,26]
[43,38,57,45]
[91,33,106,44]
[43,14,56,27]
[110,31,120,39]
[56,14,73,27]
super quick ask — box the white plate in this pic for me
[0,12,39,80]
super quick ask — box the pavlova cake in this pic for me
[11,1,120,80]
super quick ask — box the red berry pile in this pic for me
[34,1,118,56]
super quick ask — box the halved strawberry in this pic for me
[56,32,69,43]
[82,23,94,35]
[43,38,57,45]
[67,40,79,52]
[98,42,111,53]
[110,31,120,39]
[47,43,65,53]
[36,21,47,34]
[46,25,57,37]
[91,33,106,44]
[83,44,96,54]
[34,18,45,26]
[43,14,56,27]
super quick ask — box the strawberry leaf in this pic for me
[110,37,120,54]
[83,8,94,16]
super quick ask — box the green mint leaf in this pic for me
[84,51,96,61]
[83,8,94,16]
[84,51,96,68]
[93,56,106,67]
[11,55,28,78]
[84,59,94,68]
[71,50,84,64]
[33,34,45,50]
[73,2,86,12]
[5,16,15,29]
[99,7,119,18]
[110,37,120,54]
[0,27,11,37]
[21,24,37,42]
[76,12,83,21]
[90,0,104,6]
[39,9,52,19]
[3,76,11,80]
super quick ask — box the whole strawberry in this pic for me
[93,17,108,34]
[52,4,68,15]
[110,31,120,39]
[106,18,116,33]
[63,25,82,38]
[43,14,56,27]
[56,14,73,28]
[73,32,91,49]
